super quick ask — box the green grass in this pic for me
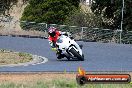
[0,79,131,88]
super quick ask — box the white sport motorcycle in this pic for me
[56,35,84,61]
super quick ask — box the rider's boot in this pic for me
[56,50,65,59]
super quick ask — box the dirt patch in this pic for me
[0,29,47,37]
[0,73,76,85]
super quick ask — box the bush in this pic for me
[21,0,78,24]
[64,9,103,28]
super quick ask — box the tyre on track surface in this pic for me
[69,48,84,61]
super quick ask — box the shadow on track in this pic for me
[57,59,83,62]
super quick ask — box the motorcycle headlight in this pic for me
[57,38,63,43]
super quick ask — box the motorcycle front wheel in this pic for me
[69,48,84,61]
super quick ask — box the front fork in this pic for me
[67,45,78,57]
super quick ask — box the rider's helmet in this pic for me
[48,27,57,37]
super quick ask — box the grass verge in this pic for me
[0,73,131,88]
[0,79,131,88]
[0,49,32,65]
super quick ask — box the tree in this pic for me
[0,0,28,15]
[91,0,132,31]
[66,0,80,7]
[0,0,17,15]
[64,9,102,28]
[21,0,78,24]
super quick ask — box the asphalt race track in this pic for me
[0,36,132,72]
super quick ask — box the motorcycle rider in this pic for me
[48,26,71,59]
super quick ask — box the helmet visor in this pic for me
[49,32,56,37]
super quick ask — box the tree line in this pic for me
[1,0,131,31]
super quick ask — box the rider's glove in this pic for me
[51,48,57,51]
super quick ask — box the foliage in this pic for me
[91,0,132,31]
[66,0,80,7]
[64,9,103,28]
[0,0,28,15]
[21,0,78,24]
[0,0,17,15]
